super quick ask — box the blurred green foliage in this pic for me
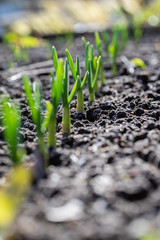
[3,32,49,64]
[130,58,146,69]
[0,166,31,239]
[139,229,159,240]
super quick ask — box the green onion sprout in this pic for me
[82,37,101,97]
[102,30,109,57]
[23,75,47,163]
[109,32,118,76]
[95,32,105,84]
[66,49,89,113]
[45,46,63,147]
[62,59,80,135]
[1,98,25,164]
[87,55,101,102]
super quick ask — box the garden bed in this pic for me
[1,29,160,239]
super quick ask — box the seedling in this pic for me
[95,32,105,84]
[65,32,74,48]
[102,30,109,57]
[3,32,46,63]
[113,25,128,51]
[108,25,129,76]
[11,44,23,62]
[87,53,101,102]
[133,23,143,43]
[62,59,80,134]
[82,37,94,73]
[108,31,118,76]
[122,26,129,50]
[8,60,15,69]
[82,37,101,97]
[66,49,89,113]
[1,98,25,164]
[46,46,63,147]
[82,36,87,52]
[52,46,80,135]
[23,75,47,163]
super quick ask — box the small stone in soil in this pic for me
[137,72,149,84]
[46,199,84,222]
[49,147,63,166]
[134,108,144,116]
[134,132,148,142]
[116,111,127,119]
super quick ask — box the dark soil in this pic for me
[1,29,160,240]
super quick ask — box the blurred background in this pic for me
[0,0,160,37]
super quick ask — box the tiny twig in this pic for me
[8,67,54,82]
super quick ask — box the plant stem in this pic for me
[89,89,95,102]
[38,132,48,167]
[94,80,100,93]
[48,117,57,147]
[62,103,71,135]
[112,59,117,76]
[77,88,84,113]
[101,66,105,84]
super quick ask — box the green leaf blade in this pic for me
[55,59,63,108]
[85,42,90,72]
[68,79,79,104]
[62,59,69,107]
[1,98,21,164]
[95,32,102,56]
[76,55,81,79]
[81,71,89,89]
[41,101,53,133]
[87,59,92,91]
[66,49,76,81]
[82,37,87,50]
[52,46,58,73]
[92,56,101,89]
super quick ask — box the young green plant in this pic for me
[109,31,118,76]
[62,59,80,135]
[82,37,93,73]
[1,97,25,164]
[3,32,46,63]
[102,30,109,58]
[87,55,101,102]
[113,25,128,51]
[66,49,89,113]
[82,37,101,96]
[133,22,143,43]
[45,46,63,147]
[0,98,31,238]
[95,32,105,84]
[23,75,47,163]
[52,46,81,135]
